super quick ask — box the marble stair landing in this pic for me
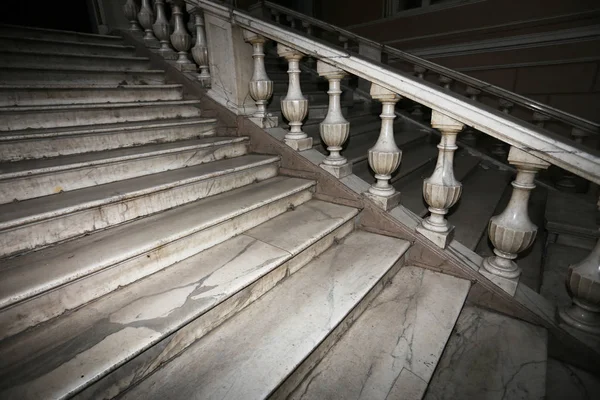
[424,305,548,400]
[284,266,470,400]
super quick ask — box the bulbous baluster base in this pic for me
[560,300,600,335]
[482,249,521,279]
[157,42,178,60]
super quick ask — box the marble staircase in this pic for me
[0,19,598,400]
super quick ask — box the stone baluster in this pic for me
[153,0,177,60]
[411,66,426,119]
[560,236,600,334]
[190,9,210,86]
[138,0,159,47]
[286,15,297,29]
[244,31,276,128]
[301,21,315,67]
[169,1,195,71]
[364,84,402,211]
[491,99,513,158]
[123,0,142,33]
[461,87,481,145]
[556,128,590,192]
[339,35,349,51]
[317,61,352,178]
[416,111,464,248]
[277,44,312,151]
[439,75,452,90]
[533,111,551,128]
[271,10,281,24]
[482,147,550,278]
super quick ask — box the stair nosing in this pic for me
[0,155,280,231]
[0,137,249,180]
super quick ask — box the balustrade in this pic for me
[317,61,351,178]
[153,0,177,60]
[416,111,464,248]
[277,44,311,151]
[190,8,211,86]
[138,0,159,48]
[244,31,276,128]
[364,84,402,211]
[170,1,195,71]
[482,147,549,278]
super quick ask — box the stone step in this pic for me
[0,199,355,399]
[0,66,167,85]
[0,136,249,203]
[0,117,217,161]
[396,149,482,217]
[284,266,470,399]
[424,305,547,400]
[0,84,184,106]
[0,35,136,57]
[0,51,151,70]
[0,100,202,131]
[447,164,512,250]
[0,176,315,342]
[120,230,411,400]
[0,24,124,45]
[0,154,280,257]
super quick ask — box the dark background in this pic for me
[1,0,94,32]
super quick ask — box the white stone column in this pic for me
[138,0,159,47]
[533,111,551,128]
[482,147,550,278]
[317,61,351,178]
[169,1,195,71]
[339,35,349,50]
[153,0,177,60]
[190,8,210,86]
[123,0,141,33]
[244,30,277,128]
[439,75,452,90]
[364,83,402,211]
[416,111,464,248]
[277,44,312,151]
[560,237,600,334]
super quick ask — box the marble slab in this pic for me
[546,358,600,400]
[0,199,358,399]
[424,305,547,400]
[286,266,470,400]
[122,231,411,400]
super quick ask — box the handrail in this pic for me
[187,0,600,185]
[262,1,600,136]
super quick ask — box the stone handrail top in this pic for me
[261,0,600,136]
[187,0,600,185]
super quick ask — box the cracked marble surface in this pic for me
[287,266,470,400]
[546,358,600,400]
[424,305,547,400]
[122,231,410,400]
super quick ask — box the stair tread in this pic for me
[0,175,312,311]
[396,150,482,217]
[448,165,512,250]
[121,231,411,400]
[0,49,147,61]
[289,266,470,400]
[0,154,279,231]
[0,99,201,113]
[0,136,247,178]
[0,117,217,140]
[0,35,135,50]
[0,199,356,399]
[424,305,547,400]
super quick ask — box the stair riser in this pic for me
[0,38,134,57]
[0,142,249,204]
[0,86,183,107]
[0,187,313,342]
[0,54,150,70]
[0,105,202,131]
[0,123,217,161]
[0,26,124,45]
[270,253,406,399]
[0,69,166,86]
[0,163,279,258]
[75,219,353,400]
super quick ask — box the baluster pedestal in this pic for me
[364,84,402,211]
[416,111,464,248]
